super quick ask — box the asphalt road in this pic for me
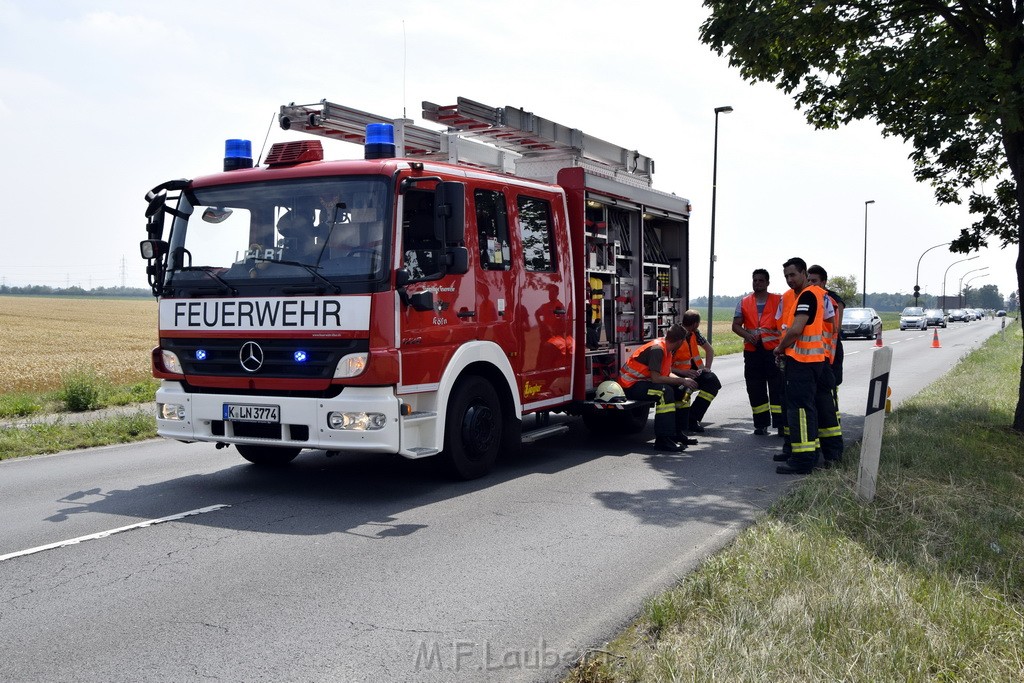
[0,319,1008,682]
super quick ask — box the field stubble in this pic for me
[0,296,157,393]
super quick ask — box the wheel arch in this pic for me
[435,341,522,449]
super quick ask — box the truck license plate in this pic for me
[223,403,280,423]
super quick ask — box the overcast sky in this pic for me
[1,0,1017,303]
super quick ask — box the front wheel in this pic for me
[236,444,301,466]
[444,376,502,480]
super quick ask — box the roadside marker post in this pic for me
[857,346,893,504]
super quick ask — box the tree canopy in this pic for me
[700,0,1024,431]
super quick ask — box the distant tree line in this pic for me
[695,284,1014,313]
[0,285,150,298]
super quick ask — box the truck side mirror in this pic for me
[434,181,466,244]
[140,239,167,260]
[446,246,469,275]
[395,267,436,312]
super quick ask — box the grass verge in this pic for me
[0,410,158,461]
[569,319,1024,682]
[0,377,158,418]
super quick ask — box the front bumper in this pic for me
[155,382,401,453]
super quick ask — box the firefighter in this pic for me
[671,310,721,434]
[772,257,841,474]
[731,268,783,436]
[618,324,698,452]
[807,264,845,462]
[807,265,845,385]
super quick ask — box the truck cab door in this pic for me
[513,193,573,407]
[396,188,475,390]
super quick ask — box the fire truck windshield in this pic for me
[164,177,391,293]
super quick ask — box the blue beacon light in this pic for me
[364,123,396,160]
[195,349,207,361]
[224,139,253,171]
[294,351,308,363]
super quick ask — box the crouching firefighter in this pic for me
[617,324,699,453]
[672,309,722,434]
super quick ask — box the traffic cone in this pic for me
[875,329,883,347]
[931,328,941,348]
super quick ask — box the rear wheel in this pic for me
[236,444,301,466]
[619,404,651,434]
[444,376,502,480]
[582,404,650,435]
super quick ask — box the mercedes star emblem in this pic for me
[239,341,264,372]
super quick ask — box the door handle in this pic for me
[553,307,567,315]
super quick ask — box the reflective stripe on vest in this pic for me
[619,338,671,388]
[740,292,782,351]
[781,285,828,363]
[671,335,703,373]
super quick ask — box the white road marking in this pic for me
[0,504,230,563]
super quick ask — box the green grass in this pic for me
[569,319,1024,682]
[0,377,158,418]
[0,375,159,460]
[0,410,158,460]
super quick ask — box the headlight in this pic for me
[327,412,387,430]
[160,350,183,375]
[334,352,368,378]
[158,403,187,420]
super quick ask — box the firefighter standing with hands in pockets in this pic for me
[732,268,783,436]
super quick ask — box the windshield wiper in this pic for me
[170,266,237,295]
[252,257,341,293]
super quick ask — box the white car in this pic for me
[899,306,928,331]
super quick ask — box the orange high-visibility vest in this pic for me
[619,338,672,388]
[739,292,782,351]
[822,291,840,361]
[671,334,704,373]
[780,285,828,363]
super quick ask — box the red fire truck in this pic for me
[140,96,691,478]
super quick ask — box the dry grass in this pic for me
[0,296,157,393]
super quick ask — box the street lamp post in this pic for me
[963,273,989,307]
[707,104,733,342]
[914,241,950,307]
[941,256,979,311]
[958,266,989,307]
[862,200,875,307]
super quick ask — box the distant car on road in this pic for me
[900,306,928,331]
[997,309,1007,317]
[948,309,969,322]
[924,309,947,328]
[841,307,883,339]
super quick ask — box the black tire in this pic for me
[444,376,502,480]
[236,444,301,466]
[582,404,650,435]
[582,410,618,434]
[619,404,651,434]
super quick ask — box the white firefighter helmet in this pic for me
[595,380,626,403]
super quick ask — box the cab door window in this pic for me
[517,196,556,272]
[475,189,510,270]
[402,189,441,280]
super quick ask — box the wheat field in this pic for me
[0,296,157,394]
